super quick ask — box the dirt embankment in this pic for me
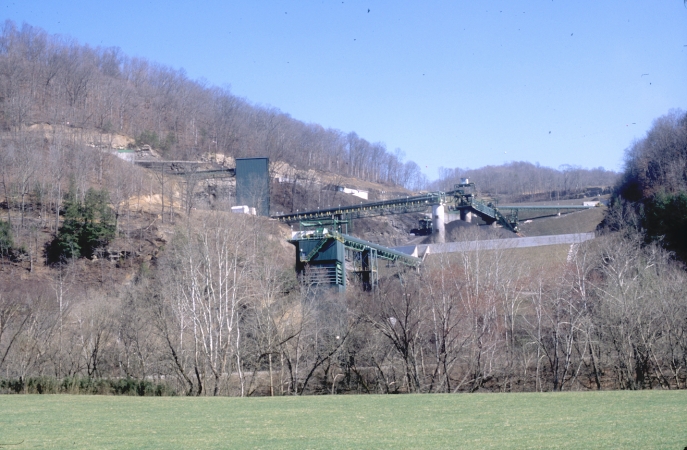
[26,123,134,149]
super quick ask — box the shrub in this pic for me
[1,376,176,396]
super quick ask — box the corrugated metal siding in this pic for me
[235,158,270,216]
[295,239,346,289]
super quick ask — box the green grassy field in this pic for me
[2,391,686,449]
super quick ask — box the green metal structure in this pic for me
[273,182,593,233]
[290,227,421,291]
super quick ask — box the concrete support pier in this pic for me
[432,204,445,243]
[460,209,472,223]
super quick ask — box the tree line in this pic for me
[1,216,686,396]
[432,161,618,201]
[0,20,426,190]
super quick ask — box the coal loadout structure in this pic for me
[137,155,593,292]
[274,181,595,291]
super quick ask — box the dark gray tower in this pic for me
[235,157,270,216]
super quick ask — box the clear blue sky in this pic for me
[4,1,687,179]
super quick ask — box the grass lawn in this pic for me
[1,391,686,449]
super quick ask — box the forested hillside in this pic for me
[0,20,426,190]
[607,109,687,260]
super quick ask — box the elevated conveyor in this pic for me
[274,184,594,234]
[273,192,447,223]
[466,204,595,231]
[273,189,521,231]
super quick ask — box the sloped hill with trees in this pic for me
[0,20,426,190]
[608,109,687,261]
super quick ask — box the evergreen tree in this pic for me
[0,220,13,257]
[49,186,116,263]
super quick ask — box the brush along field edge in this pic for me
[1,391,686,449]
